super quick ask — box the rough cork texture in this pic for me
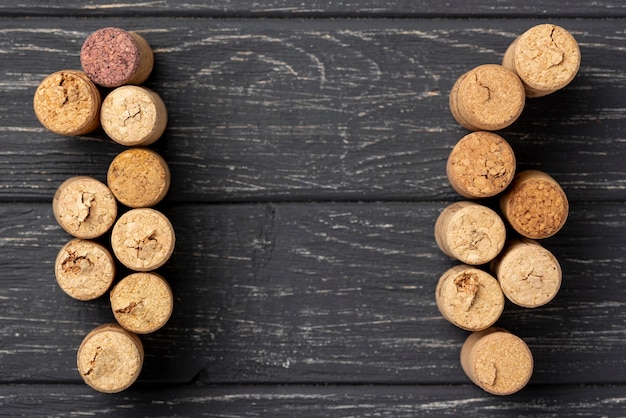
[33,70,101,136]
[500,170,569,239]
[80,27,154,88]
[55,238,115,301]
[503,24,581,98]
[460,327,534,395]
[434,201,506,265]
[76,323,144,393]
[447,131,516,198]
[449,64,525,131]
[107,148,171,208]
[435,265,504,332]
[110,207,175,271]
[52,176,118,239]
[110,272,174,334]
[491,238,562,308]
[100,85,168,146]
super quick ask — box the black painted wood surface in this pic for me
[1,2,625,417]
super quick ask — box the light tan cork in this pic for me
[33,70,101,136]
[434,201,506,265]
[500,170,569,239]
[54,238,115,301]
[107,148,171,208]
[502,24,581,98]
[446,131,516,199]
[449,64,525,131]
[100,85,167,146]
[110,272,174,334]
[435,265,504,331]
[52,176,118,239]
[460,327,533,395]
[491,238,562,308]
[110,207,175,271]
[76,323,143,393]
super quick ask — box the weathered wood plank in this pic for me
[1,18,625,203]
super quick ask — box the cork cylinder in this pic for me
[52,176,117,239]
[435,265,504,331]
[55,238,116,301]
[460,327,533,395]
[110,207,175,271]
[100,85,168,146]
[500,170,569,239]
[110,272,174,334]
[107,148,171,208]
[449,64,525,131]
[76,323,143,393]
[80,27,154,88]
[502,24,581,98]
[446,131,516,199]
[434,201,507,265]
[33,70,101,136]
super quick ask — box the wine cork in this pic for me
[460,327,533,395]
[491,238,562,308]
[107,148,171,208]
[434,201,506,265]
[435,265,504,331]
[502,24,580,98]
[110,272,174,334]
[80,27,154,88]
[77,323,143,393]
[54,238,115,301]
[52,176,117,239]
[110,207,175,271]
[449,64,525,131]
[100,85,168,146]
[500,170,569,239]
[446,131,516,199]
[33,70,101,136]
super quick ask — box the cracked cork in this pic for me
[436,265,504,331]
[100,85,168,146]
[449,64,525,131]
[110,272,173,334]
[447,131,516,199]
[52,176,117,239]
[435,201,506,265]
[110,207,175,271]
[460,327,533,395]
[503,24,580,98]
[33,70,101,136]
[55,238,115,301]
[76,323,143,393]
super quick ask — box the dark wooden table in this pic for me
[2,1,625,416]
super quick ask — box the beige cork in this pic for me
[500,170,569,239]
[100,85,167,146]
[52,176,118,239]
[54,238,115,301]
[460,327,533,395]
[446,131,516,199]
[491,238,562,308]
[107,148,171,208]
[76,323,143,393]
[110,272,174,334]
[434,201,506,265]
[449,64,525,131]
[110,207,175,271]
[435,265,504,331]
[33,70,101,136]
[503,24,581,98]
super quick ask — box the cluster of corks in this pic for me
[434,24,580,396]
[33,27,174,393]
